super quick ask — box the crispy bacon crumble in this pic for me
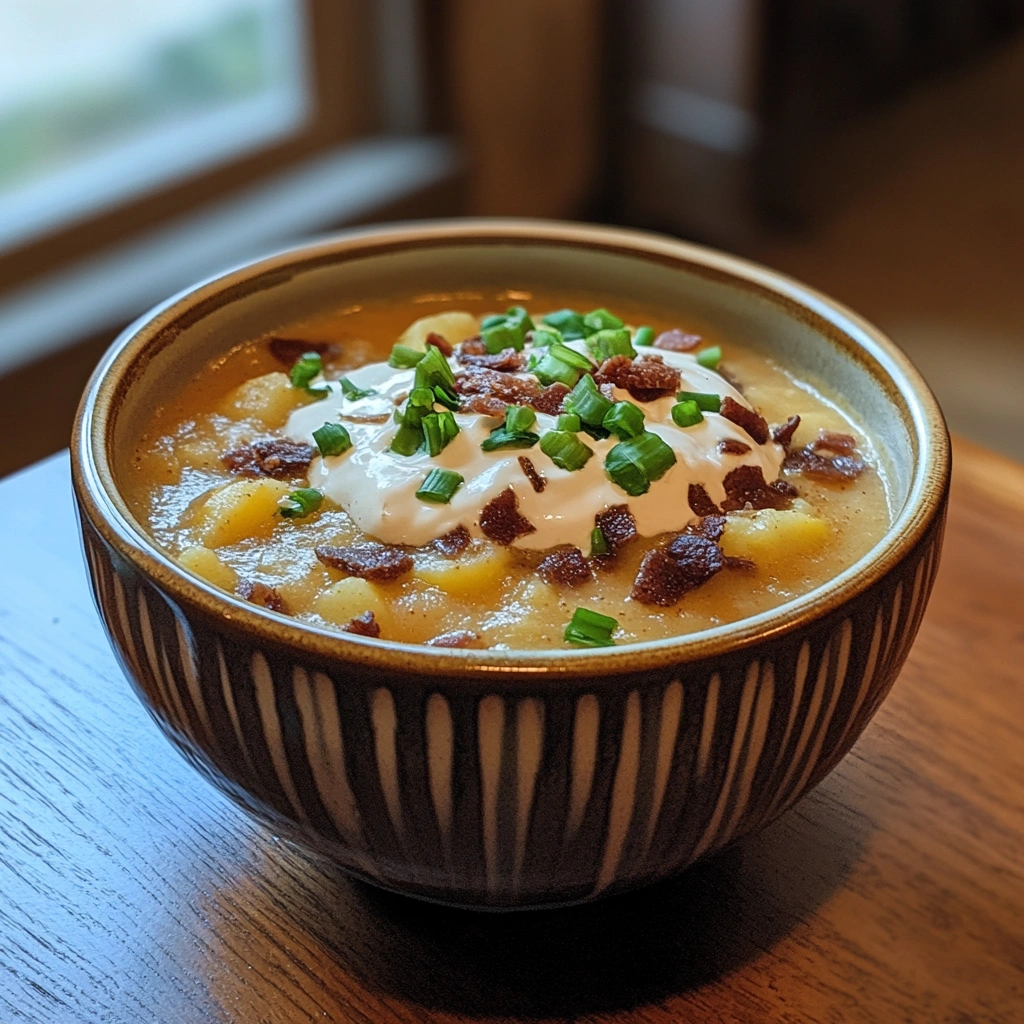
[222,439,315,479]
[432,525,472,557]
[315,542,414,581]
[237,579,285,612]
[720,397,770,445]
[518,456,546,493]
[342,611,381,637]
[479,487,536,545]
[594,354,681,402]
[653,329,701,352]
[537,546,593,587]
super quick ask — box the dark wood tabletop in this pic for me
[1,439,1021,1024]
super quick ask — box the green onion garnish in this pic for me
[671,400,704,428]
[481,313,507,329]
[432,385,461,411]
[340,377,375,400]
[586,328,636,362]
[589,526,610,557]
[605,431,677,496]
[289,352,323,389]
[279,487,323,518]
[633,326,655,346]
[414,344,456,395]
[539,430,594,472]
[566,373,613,426]
[505,404,537,433]
[480,427,540,452]
[482,322,524,354]
[542,309,587,340]
[505,305,535,331]
[549,342,595,371]
[583,308,625,333]
[557,412,581,432]
[389,344,427,368]
[564,607,618,647]
[389,424,423,456]
[603,401,645,439]
[389,387,435,455]
[532,352,582,388]
[676,390,721,412]
[312,422,352,457]
[531,327,561,348]
[696,345,722,369]
[416,468,463,504]
[420,410,460,456]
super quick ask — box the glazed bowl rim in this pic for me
[72,218,950,678]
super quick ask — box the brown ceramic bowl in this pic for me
[71,221,950,909]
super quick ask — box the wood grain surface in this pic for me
[0,439,1021,1024]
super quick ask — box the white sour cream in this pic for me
[284,341,785,550]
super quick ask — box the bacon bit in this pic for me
[537,546,593,587]
[654,329,701,352]
[426,629,482,648]
[222,439,315,479]
[721,465,795,511]
[458,337,487,356]
[718,366,746,395]
[267,337,340,367]
[594,354,681,403]
[518,456,546,493]
[720,397,769,445]
[772,415,801,448]
[456,366,568,415]
[595,505,637,550]
[425,332,454,357]
[342,611,381,638]
[784,446,867,483]
[718,438,752,456]
[479,487,536,546]
[237,579,285,612]
[432,525,471,557]
[688,483,721,517]
[456,347,527,372]
[689,514,726,542]
[814,430,858,453]
[315,542,414,581]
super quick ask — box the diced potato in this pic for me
[177,545,238,592]
[720,509,831,567]
[388,583,455,642]
[481,578,567,648]
[399,311,480,351]
[312,577,391,629]
[276,566,335,614]
[192,478,291,547]
[414,544,513,599]
[216,372,303,427]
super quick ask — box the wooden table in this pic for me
[1,439,1021,1023]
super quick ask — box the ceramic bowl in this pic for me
[72,220,949,909]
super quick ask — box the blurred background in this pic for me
[1,0,1022,475]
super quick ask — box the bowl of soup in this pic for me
[72,220,949,908]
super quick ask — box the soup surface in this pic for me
[124,289,891,649]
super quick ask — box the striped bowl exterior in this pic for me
[78,506,944,909]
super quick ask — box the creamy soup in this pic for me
[124,290,891,649]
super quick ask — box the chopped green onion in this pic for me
[532,352,583,388]
[416,468,463,504]
[676,390,721,412]
[390,424,423,456]
[564,607,618,647]
[389,344,427,369]
[481,313,507,330]
[279,487,323,519]
[671,400,704,428]
[605,431,677,496]
[340,377,375,400]
[696,345,722,370]
[531,327,561,348]
[539,430,594,472]
[439,409,459,446]
[414,344,456,395]
[505,305,534,332]
[587,328,636,362]
[304,383,331,401]
[432,385,461,411]
[289,352,323,389]
[589,526,610,557]
[556,412,581,432]
[421,410,460,456]
[603,401,645,439]
[549,342,595,371]
[583,308,624,333]
[542,308,587,340]
[480,427,540,452]
[312,422,352,457]
[566,373,613,426]
[505,404,536,433]
[633,326,655,347]
[482,322,524,354]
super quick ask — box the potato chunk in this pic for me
[720,509,831,567]
[312,577,390,629]
[414,544,513,598]
[192,478,291,547]
[399,311,479,351]
[216,372,302,427]
[177,545,238,591]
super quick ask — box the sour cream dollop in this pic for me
[284,340,785,550]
